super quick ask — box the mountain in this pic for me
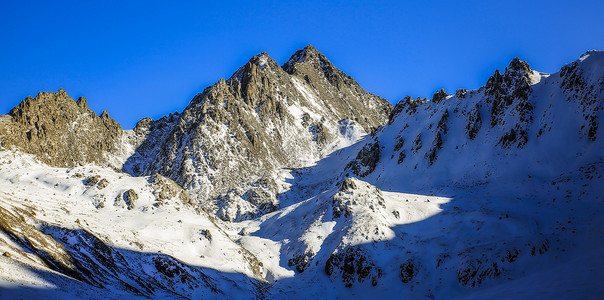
[124,45,392,221]
[0,48,603,299]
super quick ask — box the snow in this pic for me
[527,70,546,85]
[0,150,260,298]
[291,77,325,113]
[258,55,268,70]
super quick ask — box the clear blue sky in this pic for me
[1,0,603,129]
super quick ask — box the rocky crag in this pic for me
[0,89,125,168]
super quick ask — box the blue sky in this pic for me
[1,0,603,129]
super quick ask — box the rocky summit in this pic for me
[0,47,603,299]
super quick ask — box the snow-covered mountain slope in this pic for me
[0,150,266,299]
[1,50,603,299]
[243,50,604,297]
[263,50,604,298]
[360,51,603,191]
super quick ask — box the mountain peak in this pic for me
[248,51,275,68]
[505,57,532,76]
[302,44,320,55]
[282,44,331,72]
[483,56,535,99]
[226,51,277,84]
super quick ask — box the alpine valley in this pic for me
[0,45,603,299]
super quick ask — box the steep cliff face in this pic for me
[124,45,392,220]
[0,89,125,168]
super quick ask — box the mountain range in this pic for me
[0,45,602,299]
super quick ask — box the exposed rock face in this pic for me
[485,57,534,135]
[357,51,604,190]
[465,104,482,139]
[345,141,381,177]
[399,260,418,284]
[123,113,180,175]
[149,173,192,206]
[288,250,315,273]
[388,95,427,124]
[325,247,382,288]
[432,88,448,103]
[1,50,603,299]
[123,189,138,210]
[426,110,449,165]
[282,45,393,131]
[332,177,386,219]
[124,45,392,218]
[0,89,124,168]
[455,88,468,99]
[381,57,544,169]
[559,53,604,141]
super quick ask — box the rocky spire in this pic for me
[484,57,534,128]
[281,44,324,72]
[432,88,448,103]
[505,57,532,77]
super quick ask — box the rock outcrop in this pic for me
[0,89,124,168]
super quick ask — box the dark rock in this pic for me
[200,229,212,241]
[288,250,315,273]
[397,150,406,164]
[85,175,101,187]
[2,89,123,168]
[455,88,468,99]
[123,45,392,219]
[340,177,357,191]
[411,134,422,154]
[345,142,381,177]
[437,110,449,134]
[457,259,502,287]
[432,88,448,103]
[325,247,380,288]
[393,136,404,152]
[150,173,192,205]
[399,260,418,283]
[466,104,482,140]
[426,132,443,165]
[485,58,533,128]
[97,178,109,190]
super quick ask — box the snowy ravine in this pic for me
[1,49,603,299]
